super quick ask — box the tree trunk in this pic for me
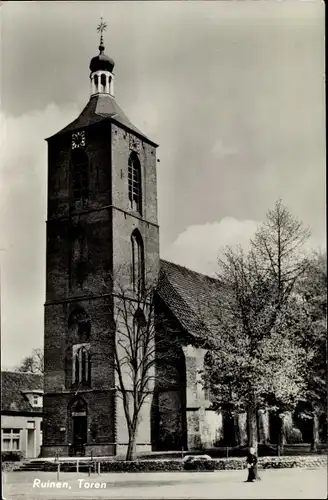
[258,410,269,444]
[311,412,319,452]
[126,426,137,461]
[247,404,258,451]
[277,414,286,456]
[247,402,260,480]
[237,413,248,446]
[233,414,241,446]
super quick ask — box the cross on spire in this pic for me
[97,17,107,50]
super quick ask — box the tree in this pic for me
[251,198,311,308]
[89,270,180,461]
[16,348,44,375]
[203,200,310,457]
[292,251,327,450]
[113,277,157,461]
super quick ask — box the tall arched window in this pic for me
[71,149,89,205]
[133,309,147,383]
[128,152,142,213]
[72,345,91,385]
[131,229,145,293]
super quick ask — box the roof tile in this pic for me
[158,259,220,340]
[1,371,43,413]
[47,94,156,145]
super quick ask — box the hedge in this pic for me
[87,455,327,473]
[4,455,327,473]
[2,461,23,472]
[98,459,184,473]
[1,451,23,462]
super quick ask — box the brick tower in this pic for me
[42,24,159,457]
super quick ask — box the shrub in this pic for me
[99,460,183,473]
[213,458,246,470]
[2,461,22,472]
[1,451,23,462]
[285,427,303,444]
[184,457,215,471]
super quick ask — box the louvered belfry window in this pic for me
[128,152,142,213]
[71,149,89,205]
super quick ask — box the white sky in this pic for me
[0,1,325,369]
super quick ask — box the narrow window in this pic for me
[72,345,91,385]
[71,149,89,205]
[131,230,145,293]
[128,152,142,213]
[133,309,147,383]
[74,353,80,383]
[100,73,106,92]
[81,347,87,382]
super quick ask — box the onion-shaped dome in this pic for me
[89,43,115,73]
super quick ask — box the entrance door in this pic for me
[73,416,87,456]
[27,429,35,458]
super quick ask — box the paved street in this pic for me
[2,468,327,499]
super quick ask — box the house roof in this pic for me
[158,259,220,341]
[1,371,43,413]
[47,94,157,146]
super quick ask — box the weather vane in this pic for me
[97,16,107,47]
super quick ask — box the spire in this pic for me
[97,17,107,52]
[90,17,115,96]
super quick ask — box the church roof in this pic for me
[158,260,220,341]
[1,371,43,413]
[47,94,157,146]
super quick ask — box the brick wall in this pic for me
[44,116,159,457]
[111,124,159,290]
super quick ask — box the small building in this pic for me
[1,371,43,459]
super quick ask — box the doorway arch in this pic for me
[69,397,87,456]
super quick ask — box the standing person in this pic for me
[245,447,258,482]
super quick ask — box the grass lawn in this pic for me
[2,467,327,499]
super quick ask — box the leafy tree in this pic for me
[16,348,44,375]
[292,251,327,450]
[204,200,310,457]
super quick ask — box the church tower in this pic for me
[42,21,159,457]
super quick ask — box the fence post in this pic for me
[76,460,79,473]
[98,461,100,475]
[57,463,60,481]
[181,447,184,459]
[226,447,229,458]
[88,466,91,477]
